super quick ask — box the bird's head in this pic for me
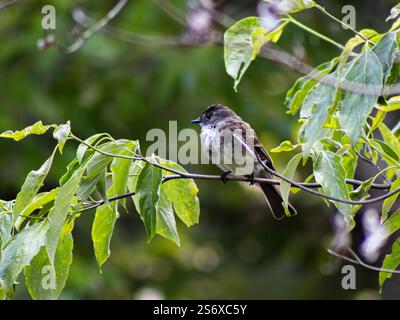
[191,104,237,126]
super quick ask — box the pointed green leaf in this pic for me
[271,140,299,153]
[338,46,383,144]
[53,122,71,154]
[280,153,302,216]
[92,187,118,270]
[13,150,56,225]
[0,121,55,141]
[379,238,400,290]
[15,189,59,230]
[46,166,85,263]
[136,162,163,240]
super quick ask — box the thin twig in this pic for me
[0,0,19,11]
[65,0,128,53]
[256,153,400,205]
[328,247,400,274]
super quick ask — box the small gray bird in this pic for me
[191,104,296,219]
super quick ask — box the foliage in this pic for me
[0,123,199,299]
[1,0,400,299]
[224,1,400,290]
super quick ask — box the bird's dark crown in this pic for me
[201,104,237,121]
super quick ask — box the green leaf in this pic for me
[280,153,302,216]
[381,96,400,112]
[98,169,109,205]
[53,122,71,154]
[379,238,400,291]
[15,189,59,230]
[0,221,49,288]
[383,209,400,237]
[271,140,299,153]
[92,187,118,270]
[378,122,400,156]
[85,140,135,180]
[13,150,56,225]
[136,161,163,240]
[369,138,400,166]
[158,158,200,227]
[127,160,180,245]
[300,81,336,157]
[76,133,111,164]
[313,151,353,228]
[0,121,55,141]
[338,46,383,144]
[372,32,398,84]
[110,141,137,199]
[0,214,13,260]
[224,17,286,90]
[24,232,73,300]
[387,3,400,21]
[382,175,400,221]
[46,166,85,263]
[285,58,339,115]
[156,189,180,246]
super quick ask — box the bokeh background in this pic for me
[1,0,400,299]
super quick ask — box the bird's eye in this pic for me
[204,114,211,122]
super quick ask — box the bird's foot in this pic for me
[246,173,255,185]
[220,171,231,184]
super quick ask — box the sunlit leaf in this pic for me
[0,121,55,141]
[13,149,56,225]
[280,153,302,216]
[53,122,71,154]
[271,140,299,153]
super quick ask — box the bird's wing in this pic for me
[227,120,275,171]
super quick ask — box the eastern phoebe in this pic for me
[191,104,296,219]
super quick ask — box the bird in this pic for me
[191,104,296,220]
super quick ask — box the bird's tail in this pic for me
[258,182,297,220]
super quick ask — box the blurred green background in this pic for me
[1,0,399,299]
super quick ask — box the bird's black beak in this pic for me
[191,117,201,124]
